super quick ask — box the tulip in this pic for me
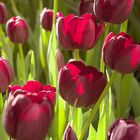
[6,16,29,43]
[79,0,94,15]
[0,2,8,24]
[94,0,135,24]
[40,8,63,31]
[58,60,107,107]
[108,119,140,140]
[3,80,56,140]
[103,32,140,74]
[0,57,14,93]
[64,125,78,140]
[56,13,104,50]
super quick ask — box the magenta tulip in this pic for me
[94,0,135,24]
[58,60,107,107]
[40,8,63,31]
[108,119,140,140]
[0,2,8,24]
[6,16,29,43]
[103,32,140,74]
[79,0,94,15]
[3,80,56,140]
[0,57,14,93]
[56,13,104,50]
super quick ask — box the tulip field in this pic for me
[1,0,140,140]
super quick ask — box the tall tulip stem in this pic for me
[18,44,26,82]
[73,49,80,60]
[0,93,3,115]
[79,70,117,140]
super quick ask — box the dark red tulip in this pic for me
[79,0,94,15]
[3,80,56,140]
[103,32,140,74]
[94,0,135,24]
[58,60,107,107]
[0,57,14,93]
[108,119,140,140]
[64,125,78,140]
[56,13,104,50]
[0,2,8,24]
[40,8,63,31]
[6,16,29,44]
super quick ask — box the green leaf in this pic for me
[87,124,97,140]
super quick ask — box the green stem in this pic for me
[73,49,80,60]
[0,93,3,115]
[100,23,110,73]
[79,71,117,140]
[120,20,128,32]
[18,44,26,81]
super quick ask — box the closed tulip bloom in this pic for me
[40,8,63,31]
[0,57,14,93]
[64,125,78,140]
[6,16,29,43]
[79,0,94,15]
[56,14,104,50]
[0,2,8,24]
[3,80,56,140]
[108,119,140,140]
[94,0,135,24]
[103,32,140,74]
[58,60,107,107]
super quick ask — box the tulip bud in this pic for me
[56,48,65,71]
[103,32,140,74]
[6,16,29,44]
[0,2,8,24]
[94,0,135,24]
[56,13,104,50]
[64,125,78,140]
[79,0,94,15]
[58,60,107,108]
[0,57,14,93]
[3,80,56,140]
[108,119,140,140]
[40,8,63,31]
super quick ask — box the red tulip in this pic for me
[3,80,56,140]
[56,13,104,50]
[94,0,135,24]
[64,125,78,140]
[58,60,107,107]
[0,2,8,24]
[79,0,94,15]
[103,32,140,74]
[6,16,29,43]
[108,119,140,140]
[40,8,63,31]
[0,57,14,93]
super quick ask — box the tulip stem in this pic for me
[73,49,80,60]
[0,93,3,115]
[18,44,26,82]
[79,71,117,140]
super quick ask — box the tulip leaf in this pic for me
[87,124,97,140]
[131,78,140,116]
[116,74,133,117]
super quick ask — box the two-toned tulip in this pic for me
[6,16,29,44]
[3,80,56,140]
[108,119,140,140]
[103,32,140,74]
[56,14,104,50]
[94,0,135,24]
[0,57,14,93]
[58,60,107,108]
